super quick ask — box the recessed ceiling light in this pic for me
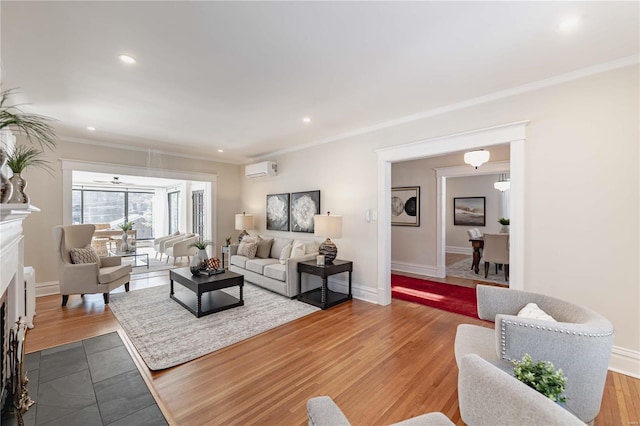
[302,117,311,123]
[559,16,581,32]
[87,126,96,131]
[118,54,136,64]
[218,149,224,153]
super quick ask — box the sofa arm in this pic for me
[286,252,319,296]
[307,396,350,426]
[99,256,122,267]
[60,263,100,293]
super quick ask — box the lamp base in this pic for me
[319,238,337,263]
[238,230,249,242]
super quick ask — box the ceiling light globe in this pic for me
[118,54,136,64]
[464,150,490,169]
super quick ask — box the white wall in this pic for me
[242,65,639,373]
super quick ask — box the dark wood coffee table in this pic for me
[169,267,244,318]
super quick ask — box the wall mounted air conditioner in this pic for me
[245,161,278,178]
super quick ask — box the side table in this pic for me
[297,259,352,309]
[221,245,230,269]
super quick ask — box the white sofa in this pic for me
[229,236,320,298]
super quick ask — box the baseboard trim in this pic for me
[36,281,60,297]
[327,277,377,305]
[446,246,473,255]
[391,261,439,278]
[609,346,640,379]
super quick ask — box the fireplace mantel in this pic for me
[0,204,39,326]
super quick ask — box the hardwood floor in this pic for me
[26,271,639,426]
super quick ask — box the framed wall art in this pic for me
[290,190,320,233]
[453,197,486,226]
[391,186,420,226]
[266,193,290,231]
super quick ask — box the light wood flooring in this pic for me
[25,269,639,426]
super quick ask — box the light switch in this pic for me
[372,210,378,221]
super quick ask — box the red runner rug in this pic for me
[391,274,479,319]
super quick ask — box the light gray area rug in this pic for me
[109,283,320,370]
[447,257,509,285]
[126,256,177,275]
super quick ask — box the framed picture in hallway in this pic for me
[391,186,420,226]
[454,197,486,226]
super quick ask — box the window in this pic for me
[72,189,155,239]
[168,191,180,235]
[192,190,204,238]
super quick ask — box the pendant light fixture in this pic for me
[494,173,510,192]
[464,149,490,169]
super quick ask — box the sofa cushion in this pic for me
[279,242,293,265]
[246,258,280,274]
[98,264,131,284]
[256,237,274,259]
[517,303,557,322]
[237,240,258,259]
[264,263,286,282]
[291,240,306,258]
[270,237,294,259]
[70,247,101,267]
[230,255,249,268]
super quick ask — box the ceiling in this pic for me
[2,2,638,164]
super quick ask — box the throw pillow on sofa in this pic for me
[238,237,259,259]
[256,237,274,259]
[290,240,306,258]
[279,242,293,265]
[70,246,102,267]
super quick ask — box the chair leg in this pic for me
[174,257,177,266]
[61,295,69,307]
[166,256,170,264]
[505,264,510,281]
[103,293,110,304]
[125,282,130,292]
[484,262,490,278]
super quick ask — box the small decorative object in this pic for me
[291,190,320,233]
[454,197,486,226]
[6,143,53,204]
[513,353,567,403]
[0,146,13,202]
[189,256,201,275]
[118,221,134,252]
[266,193,290,231]
[498,217,510,233]
[316,255,325,266]
[314,211,343,263]
[189,239,213,267]
[235,212,253,242]
[391,186,420,226]
[203,257,221,270]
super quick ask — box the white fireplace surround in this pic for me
[0,204,38,328]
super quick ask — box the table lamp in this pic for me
[235,212,254,242]
[314,212,343,263]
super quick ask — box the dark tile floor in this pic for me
[3,332,167,426]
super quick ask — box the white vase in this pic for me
[198,248,208,265]
[500,225,510,233]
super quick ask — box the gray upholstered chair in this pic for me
[306,353,583,426]
[455,285,613,423]
[54,224,132,306]
[482,233,509,281]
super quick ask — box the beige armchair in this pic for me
[164,235,199,265]
[53,224,132,306]
[482,233,509,281]
[153,232,180,260]
[160,233,195,263]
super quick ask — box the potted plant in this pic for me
[225,236,232,247]
[0,88,58,203]
[118,221,134,252]
[189,239,213,264]
[498,217,510,233]
[513,353,567,404]
[5,144,52,203]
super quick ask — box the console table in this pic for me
[297,259,352,310]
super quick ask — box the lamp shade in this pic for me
[494,173,510,191]
[235,213,254,231]
[464,150,490,169]
[314,214,342,238]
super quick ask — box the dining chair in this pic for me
[482,233,509,281]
